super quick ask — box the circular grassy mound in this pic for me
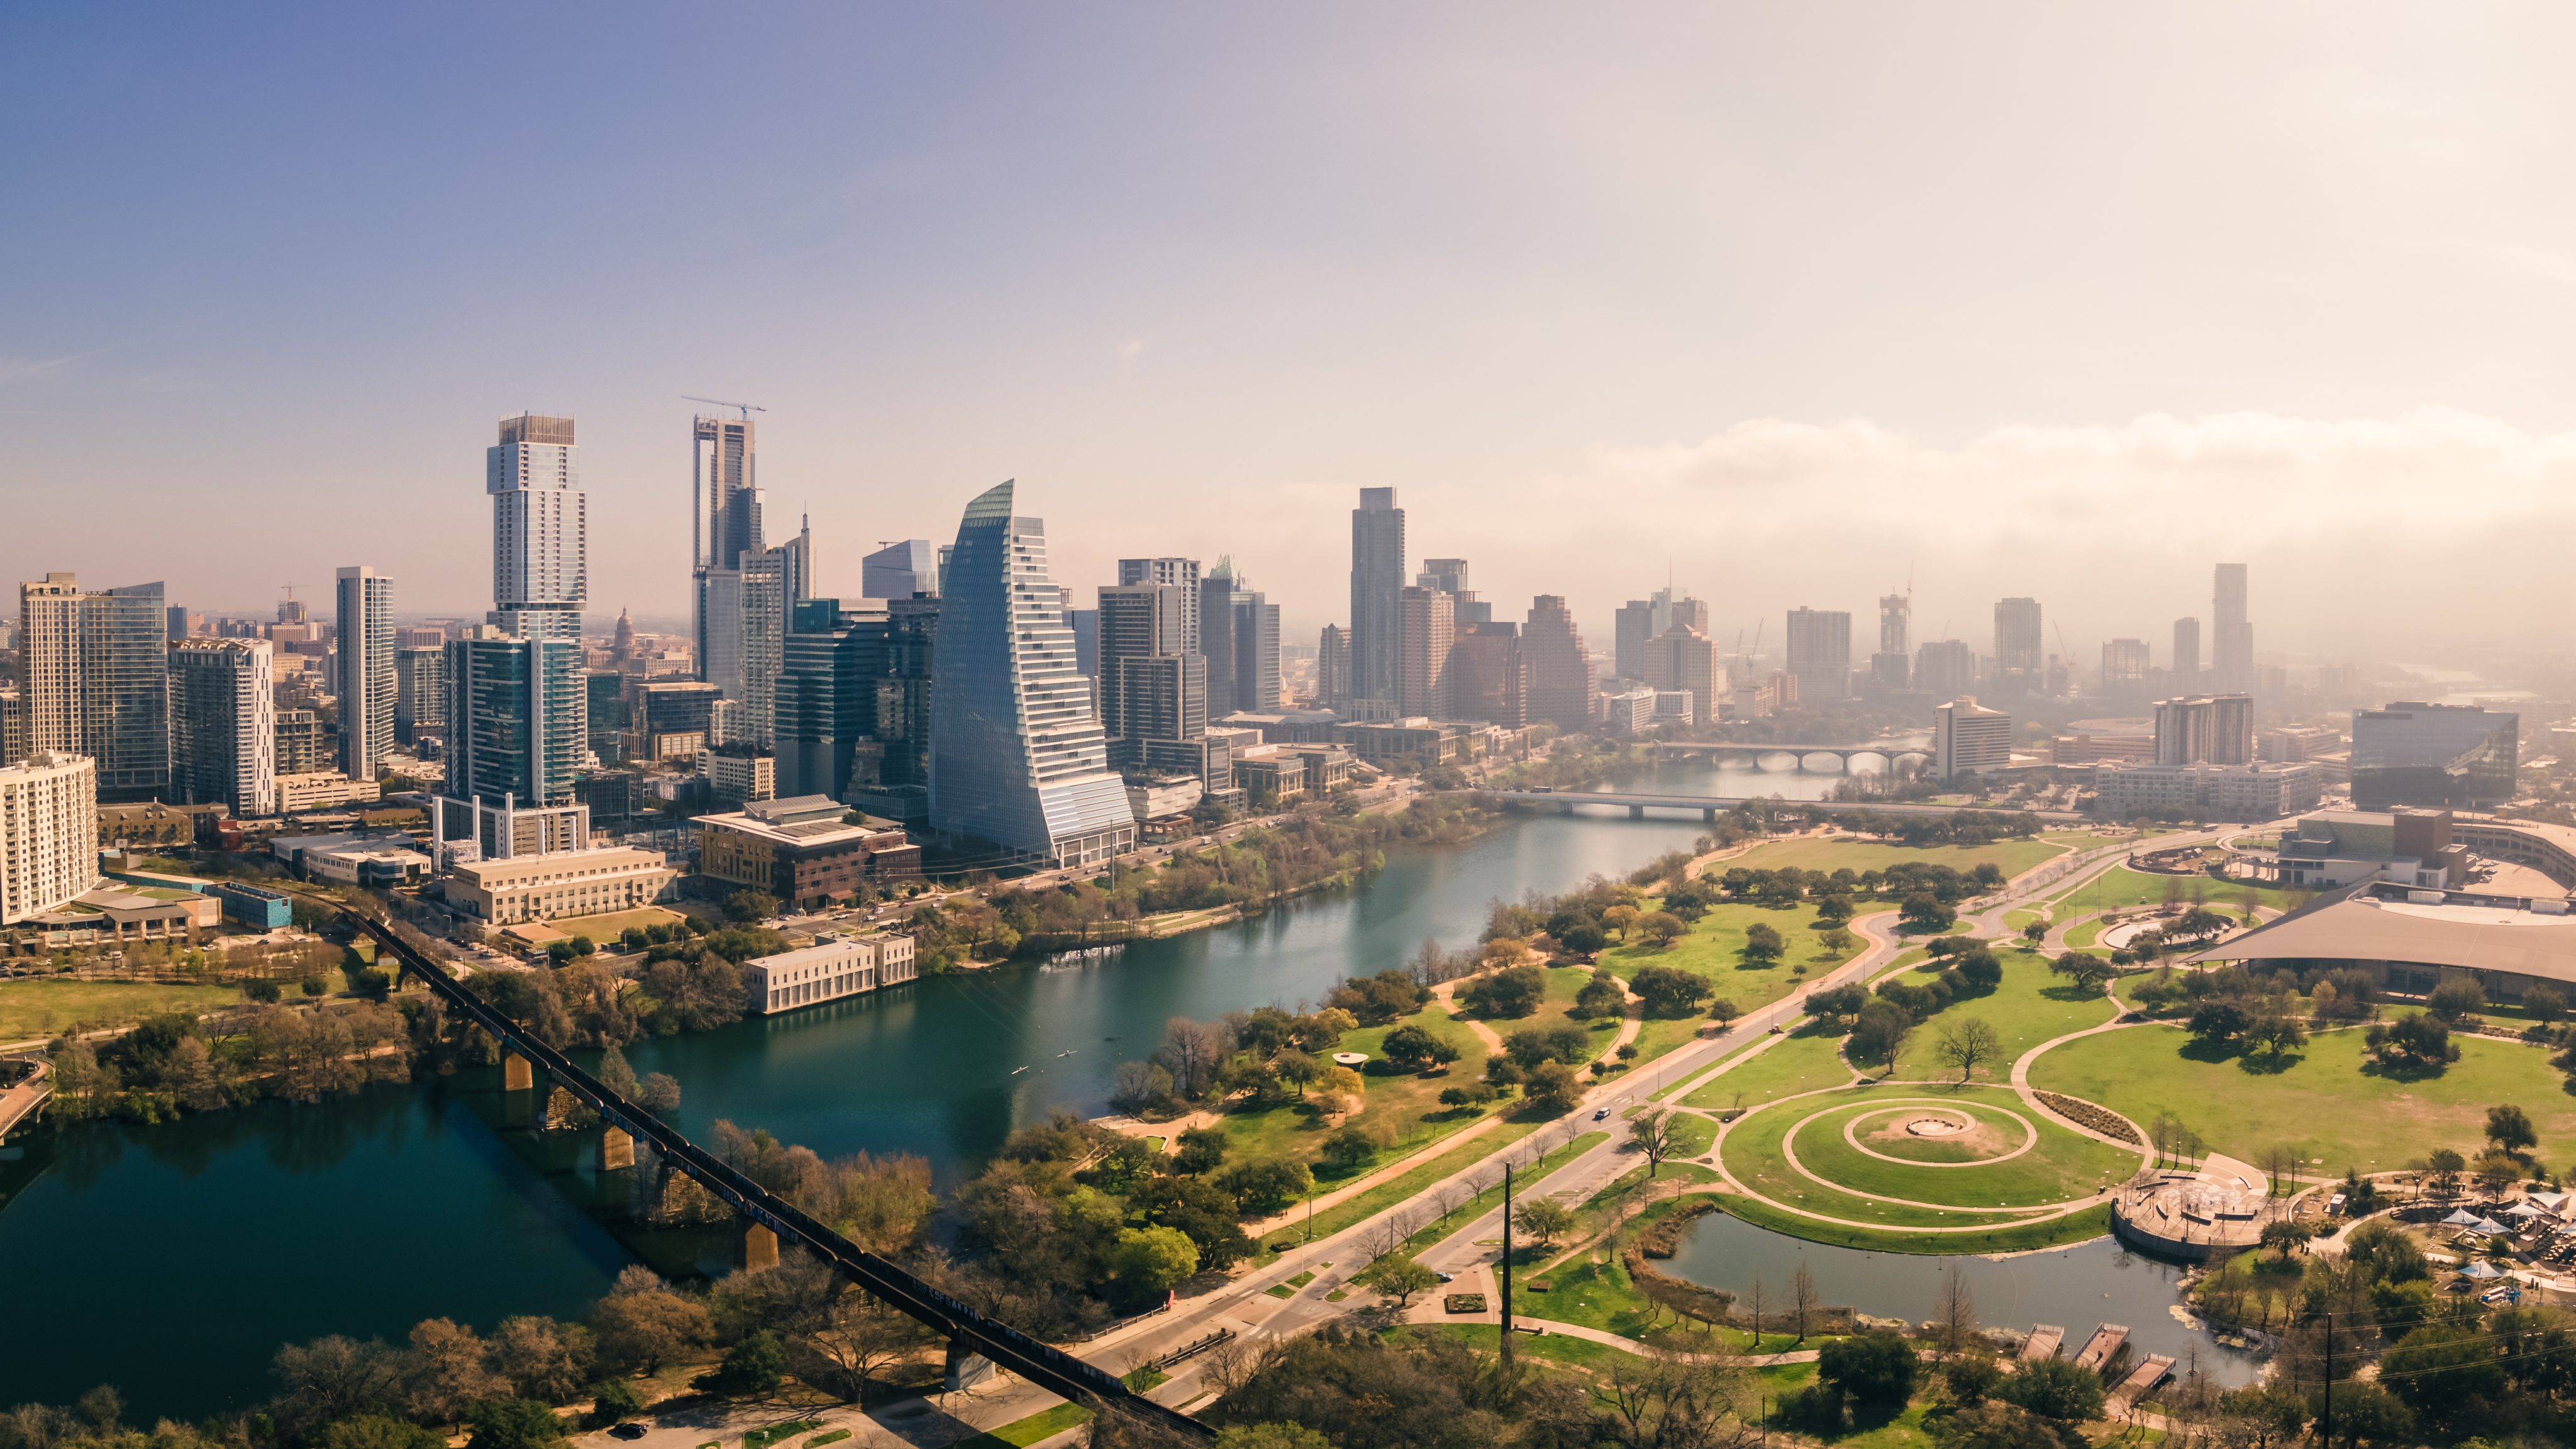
[1838,1100,2035,1165]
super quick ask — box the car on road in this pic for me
[1592,1106,1611,1121]
[606,1424,647,1440]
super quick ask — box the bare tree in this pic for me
[1196,1335,1252,1401]
[1745,1274,1767,1350]
[2258,1143,2301,1197]
[1790,1262,1821,1345]
[1935,1265,1978,1355]
[1628,1108,1679,1179]
[1932,1017,2004,1085]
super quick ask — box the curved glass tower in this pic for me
[928,481,1136,867]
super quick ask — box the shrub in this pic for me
[1817,1330,1917,1410]
[1460,966,1547,1018]
[2426,977,2486,1022]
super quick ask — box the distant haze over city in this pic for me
[8,5,2576,662]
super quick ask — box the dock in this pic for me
[2020,1324,2064,1361]
[2108,1353,2175,1409]
[2072,1323,2129,1374]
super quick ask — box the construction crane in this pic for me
[682,395,766,419]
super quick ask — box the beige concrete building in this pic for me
[742,931,917,1015]
[447,846,677,925]
[275,771,384,815]
[0,751,99,924]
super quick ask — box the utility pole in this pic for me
[1499,1162,1516,1374]
[2321,1310,2333,1447]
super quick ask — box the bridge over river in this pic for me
[1491,790,2084,825]
[1647,739,1935,772]
[352,909,1210,1444]
[0,1057,51,1145]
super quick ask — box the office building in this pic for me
[167,639,275,818]
[775,597,889,802]
[1350,487,1406,709]
[0,751,101,924]
[19,573,170,803]
[437,634,589,858]
[743,931,918,1015]
[2153,694,2253,766]
[1612,600,1655,682]
[1784,607,1851,703]
[586,670,627,763]
[691,412,772,719]
[699,745,777,805]
[395,647,448,747]
[444,845,678,925]
[699,795,923,908]
[2260,724,2341,763]
[1398,585,1456,719]
[2092,762,2323,822]
[335,565,395,780]
[1449,622,1529,729]
[634,680,721,760]
[1909,640,1974,701]
[486,414,586,640]
[1870,592,1912,690]
[1196,560,1280,717]
[2350,702,2518,809]
[275,709,327,776]
[1641,626,1719,728]
[2212,563,2253,692]
[862,539,939,600]
[0,687,24,767]
[1318,625,1352,709]
[927,481,1136,866]
[1932,697,2012,779]
[1523,596,1597,731]
[1417,558,1491,626]
[1116,557,1202,652]
[2101,638,2150,689]
[1097,582,1205,762]
[1991,597,2043,688]
[2172,618,2201,679]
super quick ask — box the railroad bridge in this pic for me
[352,909,1208,1443]
[1648,740,1933,772]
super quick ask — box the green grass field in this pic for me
[0,979,247,1043]
[1877,948,2119,1082]
[1220,997,1498,1174]
[545,906,686,942]
[2028,1021,2576,1173]
[2046,865,2302,916]
[1719,1083,2135,1226]
[1678,1029,1855,1111]
[1724,836,2070,881]
[1594,900,1863,1069]
[1714,1192,2115,1257]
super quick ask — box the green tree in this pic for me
[1818,1330,1918,1411]
[1511,1197,1575,1247]
[1848,999,1913,1073]
[1212,1426,1336,1449]
[1218,1157,1312,1214]
[1522,1059,1582,1115]
[1635,911,1687,947]
[1316,1126,1379,1175]
[1741,922,1784,965]
[709,1330,786,1396]
[1999,1357,2104,1423]
[320,1419,448,1449]
[1379,1024,1459,1074]
[581,1379,641,1429]
[1629,964,1707,1016]
[2426,977,2486,1023]
[1365,1258,1440,1308]
[464,1400,567,1449]
[1460,965,1547,1018]
[1174,1126,1228,1175]
[1573,969,1628,1019]
[1109,1226,1201,1294]
[723,890,779,923]
[1900,894,1956,932]
[2485,1102,2538,1158]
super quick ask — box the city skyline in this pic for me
[10,6,2576,660]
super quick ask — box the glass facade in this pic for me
[445,636,586,807]
[928,482,1135,866]
[777,598,887,801]
[2351,703,2518,809]
[86,582,172,803]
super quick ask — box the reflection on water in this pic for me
[1667,1208,2260,1386]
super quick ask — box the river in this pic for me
[6,751,2190,1419]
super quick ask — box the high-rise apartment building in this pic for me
[854,596,940,825]
[1641,626,1719,727]
[2153,694,2253,766]
[1449,622,1528,728]
[0,751,98,923]
[444,634,587,810]
[486,414,586,640]
[335,565,395,780]
[1933,697,2013,779]
[1117,557,1202,653]
[776,597,889,802]
[395,646,448,747]
[1194,560,1280,718]
[1784,607,1852,702]
[2351,702,2518,809]
[729,521,811,748]
[0,687,25,767]
[1869,593,1912,689]
[1399,585,1456,718]
[927,482,1136,867]
[1097,582,1204,753]
[1992,597,2043,687]
[275,709,327,775]
[692,412,763,696]
[169,638,275,817]
[1349,488,1406,709]
[862,540,938,601]
[1318,625,1352,708]
[1913,640,1977,700]
[2212,563,2253,692]
[2172,618,2201,679]
[1523,596,1596,731]
[19,573,170,803]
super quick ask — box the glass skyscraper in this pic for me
[777,597,888,802]
[928,481,1135,867]
[1349,487,1405,710]
[487,414,586,641]
[444,635,586,808]
[18,573,170,803]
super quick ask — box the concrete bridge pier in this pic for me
[599,1125,635,1172]
[737,1220,780,1272]
[1628,804,1645,819]
[1558,802,1575,816]
[1703,808,1719,823]
[945,1339,998,1392]
[502,1051,534,1092]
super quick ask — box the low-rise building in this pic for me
[697,746,776,806]
[275,772,384,815]
[2090,762,2324,821]
[2192,880,2576,1006]
[1124,775,1204,821]
[213,880,294,929]
[96,799,229,849]
[695,795,922,909]
[267,829,431,886]
[741,931,917,1014]
[444,845,679,924]
[1601,687,1655,736]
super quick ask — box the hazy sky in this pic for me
[8,4,2575,665]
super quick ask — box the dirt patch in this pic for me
[1862,1109,2011,1157]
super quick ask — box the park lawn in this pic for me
[1278,1117,1548,1249]
[1879,950,2119,1082]
[1664,1110,1718,1158]
[1601,900,1867,1069]
[545,905,686,942]
[1475,966,1624,1062]
[1780,1087,2140,1208]
[2046,866,2303,916]
[1679,1029,1855,1111]
[949,1402,1092,1448]
[2027,1021,2576,1175]
[1723,836,2072,881]
[1583,1160,1721,1211]
[1417,1323,1658,1371]
[0,979,246,1042]
[1220,999,1494,1174]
